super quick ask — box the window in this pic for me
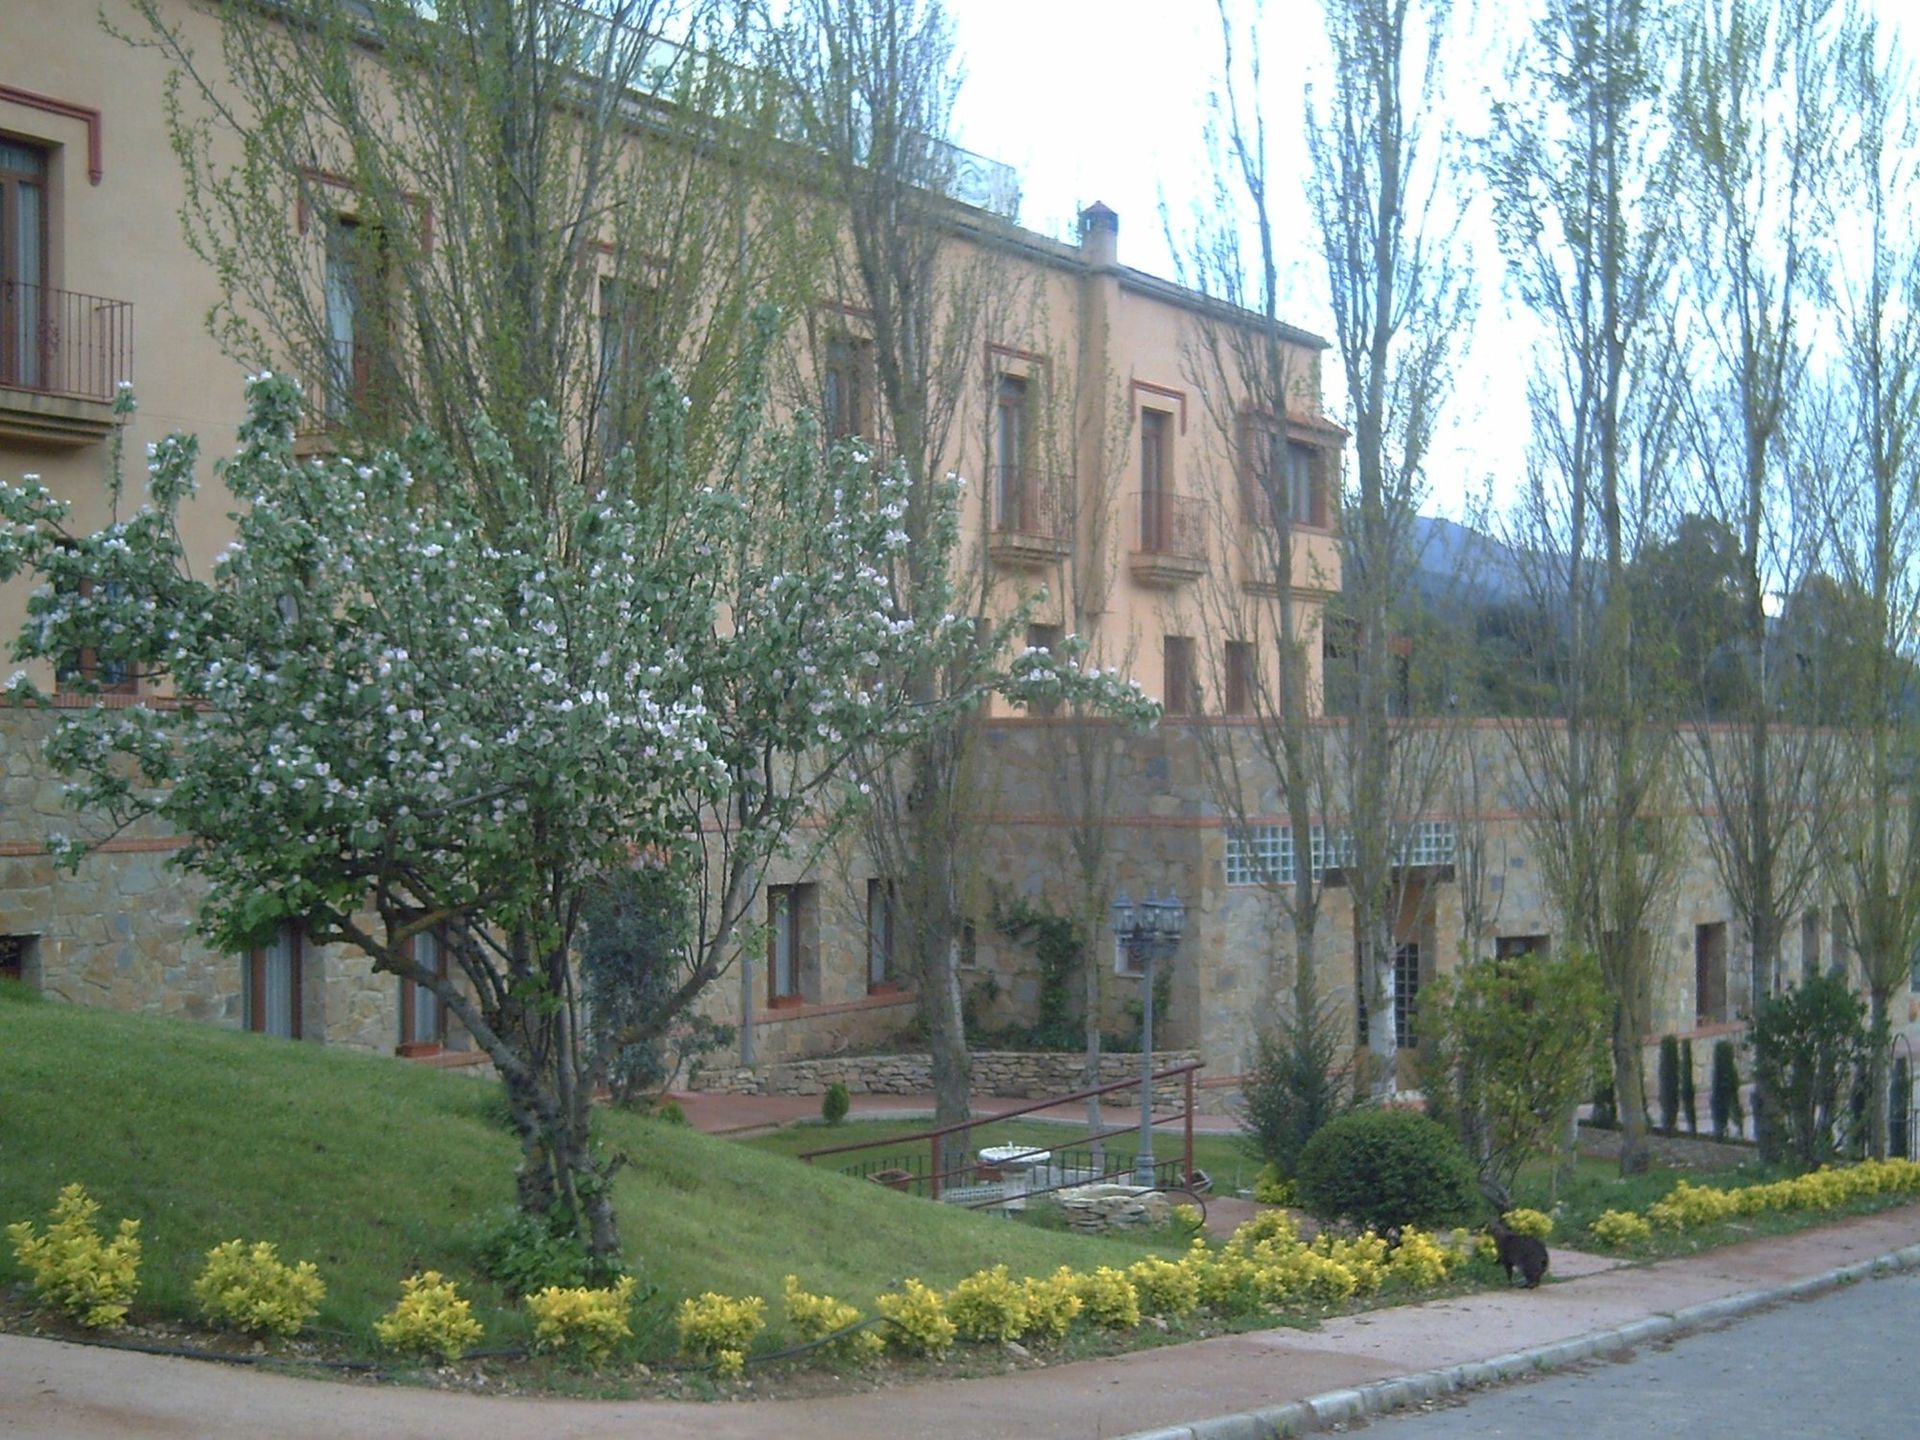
[1140,409,1171,549]
[1356,942,1421,1050]
[1284,441,1326,527]
[1224,640,1255,715]
[1162,634,1195,716]
[1,138,48,391]
[1696,921,1728,1025]
[824,336,871,442]
[53,552,135,695]
[1800,909,1822,985]
[867,879,898,990]
[399,925,449,1052]
[768,883,814,1005]
[1240,422,1329,529]
[0,934,39,990]
[322,214,391,421]
[246,922,305,1040]
[994,375,1029,531]
[1495,933,1549,962]
[1025,622,1061,717]
[597,277,654,460]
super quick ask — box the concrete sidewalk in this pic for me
[8,1204,1920,1440]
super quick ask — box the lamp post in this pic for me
[1111,886,1186,1187]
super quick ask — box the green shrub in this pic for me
[528,1275,639,1363]
[1711,1038,1745,1141]
[192,1239,325,1337]
[1658,1035,1681,1135]
[1680,1038,1698,1134]
[1893,1056,1911,1160]
[1295,1108,1479,1233]
[6,1183,142,1328]
[476,1208,613,1297]
[822,1082,851,1125]
[1236,981,1352,1177]
[373,1271,484,1361]
[1749,974,1868,1167]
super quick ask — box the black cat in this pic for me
[1488,1215,1550,1288]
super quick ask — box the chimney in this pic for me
[1079,202,1118,267]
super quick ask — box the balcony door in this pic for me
[0,140,47,391]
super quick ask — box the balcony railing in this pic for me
[1128,490,1207,587]
[1,281,133,403]
[989,473,1069,565]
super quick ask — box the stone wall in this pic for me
[691,1047,1202,1109]
[3,701,412,1052]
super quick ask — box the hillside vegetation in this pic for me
[0,984,1163,1355]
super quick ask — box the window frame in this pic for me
[246,921,305,1040]
[1223,639,1255,716]
[1162,634,1196,717]
[993,374,1029,532]
[0,136,50,392]
[866,878,899,992]
[398,923,450,1053]
[767,883,813,1006]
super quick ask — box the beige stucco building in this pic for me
[1,0,1844,1102]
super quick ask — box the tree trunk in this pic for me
[1868,988,1891,1159]
[1613,994,1652,1176]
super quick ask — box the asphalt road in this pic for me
[1357,1268,1920,1439]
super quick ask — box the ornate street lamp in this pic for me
[1111,885,1186,1187]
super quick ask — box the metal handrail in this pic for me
[799,1059,1204,1202]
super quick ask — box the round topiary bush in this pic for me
[1294,1108,1479,1233]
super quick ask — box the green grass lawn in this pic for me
[0,983,1178,1359]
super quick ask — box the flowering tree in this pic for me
[0,347,1146,1261]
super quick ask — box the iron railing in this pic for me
[1,281,133,402]
[799,1059,1205,1206]
[1131,490,1206,560]
[991,472,1065,541]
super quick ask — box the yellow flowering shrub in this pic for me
[529,1275,639,1363]
[1228,1209,1299,1252]
[1502,1207,1553,1239]
[874,1279,955,1356]
[6,1184,142,1328]
[1187,1241,1263,1317]
[192,1239,325,1337]
[1073,1266,1141,1329]
[373,1271,484,1361]
[1648,1179,1740,1230]
[782,1275,883,1363]
[1019,1267,1084,1340]
[946,1265,1029,1342]
[1386,1227,1454,1289]
[1170,1202,1206,1234]
[1313,1232,1389,1296]
[676,1290,767,1367]
[1590,1209,1652,1248]
[1127,1256,1200,1318]
[1252,1166,1299,1206]
[1256,1245,1358,1306]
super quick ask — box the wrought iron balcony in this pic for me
[1128,491,1207,587]
[989,473,1070,566]
[0,281,133,444]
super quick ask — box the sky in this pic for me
[943,0,1515,524]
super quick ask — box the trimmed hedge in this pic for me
[1295,1108,1480,1233]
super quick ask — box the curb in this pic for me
[1118,1241,1920,1440]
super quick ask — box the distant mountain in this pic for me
[1404,515,1530,610]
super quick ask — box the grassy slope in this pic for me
[0,986,1167,1355]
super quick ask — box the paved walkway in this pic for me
[666,1087,1243,1137]
[9,1202,1920,1440]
